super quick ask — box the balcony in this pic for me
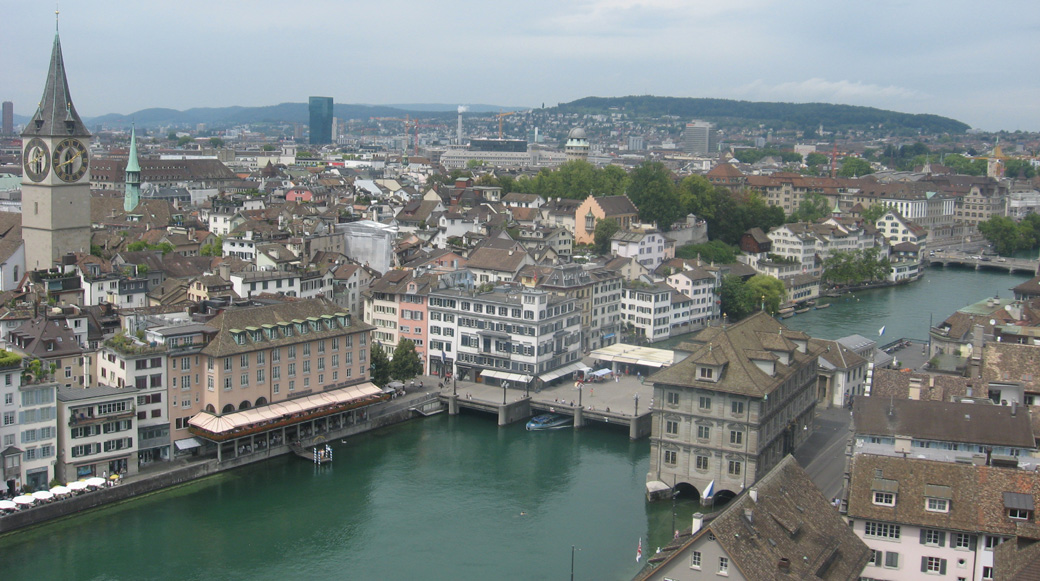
[69,409,135,427]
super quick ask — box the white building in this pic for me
[621,282,674,342]
[666,267,720,331]
[1,361,58,492]
[611,230,675,271]
[97,339,171,466]
[56,385,139,481]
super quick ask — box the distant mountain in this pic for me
[86,103,416,129]
[554,96,971,134]
[384,103,530,113]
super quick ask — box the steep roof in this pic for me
[594,194,638,216]
[651,311,820,398]
[23,33,89,138]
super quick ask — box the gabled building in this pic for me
[811,337,868,408]
[573,194,639,245]
[611,230,675,271]
[647,312,822,503]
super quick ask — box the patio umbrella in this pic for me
[84,477,106,488]
[109,474,120,481]
[50,485,71,495]
[0,500,16,510]
[67,481,88,491]
[12,495,35,505]
[32,490,54,501]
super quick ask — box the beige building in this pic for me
[56,386,139,481]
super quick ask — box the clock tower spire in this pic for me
[124,124,141,212]
[21,28,92,270]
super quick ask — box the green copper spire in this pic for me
[124,124,141,212]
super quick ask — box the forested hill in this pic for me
[555,96,970,134]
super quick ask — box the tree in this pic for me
[718,274,755,321]
[209,137,225,148]
[200,235,224,257]
[838,157,873,177]
[1004,159,1037,179]
[677,175,715,220]
[805,152,830,167]
[860,203,887,224]
[390,339,423,381]
[369,343,391,387]
[593,218,620,255]
[167,131,178,141]
[788,192,831,223]
[675,241,737,263]
[746,274,786,315]
[628,161,681,230]
[261,144,276,152]
[978,216,1024,256]
[177,136,194,147]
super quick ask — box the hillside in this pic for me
[555,96,971,134]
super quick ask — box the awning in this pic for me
[480,370,533,383]
[589,344,675,368]
[590,369,612,378]
[174,437,202,451]
[190,382,385,438]
[538,361,589,383]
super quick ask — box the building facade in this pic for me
[309,96,333,145]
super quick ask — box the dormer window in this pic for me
[924,485,951,513]
[1004,493,1034,521]
[872,478,898,506]
[699,367,714,380]
[873,492,895,506]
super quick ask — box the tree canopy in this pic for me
[838,157,873,177]
[389,339,424,381]
[821,247,892,286]
[594,218,620,255]
[787,192,831,223]
[370,344,391,387]
[978,214,1040,256]
[675,240,737,263]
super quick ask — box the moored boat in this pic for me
[815,303,831,310]
[795,308,810,314]
[526,414,571,431]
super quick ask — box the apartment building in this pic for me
[622,282,674,342]
[56,386,139,481]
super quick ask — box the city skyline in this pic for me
[5,2,1040,132]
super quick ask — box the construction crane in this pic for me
[410,123,448,156]
[495,111,515,139]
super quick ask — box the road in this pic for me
[793,406,852,501]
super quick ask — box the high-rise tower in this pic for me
[124,125,141,212]
[564,127,590,163]
[21,30,92,270]
[308,96,333,145]
[1,102,12,135]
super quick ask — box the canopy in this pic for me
[589,344,675,368]
[190,382,384,438]
[32,490,54,500]
[0,500,16,510]
[50,485,71,495]
[67,481,88,491]
[538,361,589,383]
[479,370,533,383]
[174,437,202,451]
[12,495,35,505]
[85,477,106,488]
[590,369,612,378]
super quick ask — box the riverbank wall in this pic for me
[0,393,440,535]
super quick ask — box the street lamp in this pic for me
[578,384,583,408]
[502,381,508,405]
[634,393,639,416]
[672,488,681,538]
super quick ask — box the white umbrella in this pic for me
[0,500,16,510]
[67,481,88,491]
[84,477,106,488]
[32,490,54,501]
[50,485,71,495]
[12,495,35,505]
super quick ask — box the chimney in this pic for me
[691,512,704,535]
[1012,401,1018,416]
[749,488,758,503]
[778,558,791,573]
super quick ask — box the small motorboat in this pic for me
[526,414,571,431]
[795,308,810,314]
[815,303,831,310]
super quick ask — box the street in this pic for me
[793,406,852,501]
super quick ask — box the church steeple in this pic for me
[23,31,89,138]
[124,124,141,211]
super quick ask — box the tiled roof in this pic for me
[869,368,973,401]
[651,311,821,397]
[852,396,1035,448]
[594,194,638,216]
[981,343,1040,394]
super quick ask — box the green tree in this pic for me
[677,175,715,220]
[978,216,1024,256]
[838,157,873,177]
[209,137,225,148]
[370,343,391,387]
[788,192,831,223]
[200,236,224,257]
[261,144,276,152]
[718,274,755,321]
[675,241,737,263]
[746,274,786,315]
[805,152,830,167]
[177,136,194,147]
[1004,159,1037,179]
[389,339,424,381]
[860,203,887,224]
[593,218,620,255]
[167,131,178,141]
[627,161,681,230]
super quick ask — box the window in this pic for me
[727,461,741,476]
[985,535,1005,549]
[697,426,710,440]
[953,533,973,550]
[922,556,946,574]
[921,529,944,546]
[663,450,677,465]
[1009,508,1031,520]
[864,521,901,540]
[696,455,708,471]
[873,492,895,506]
[982,566,994,580]
[699,367,713,379]
[240,373,248,387]
[666,392,679,405]
[240,354,249,368]
[885,551,899,568]
[730,401,744,415]
[698,396,711,410]
[926,498,949,513]
[729,431,743,445]
[665,420,678,436]
[718,556,728,575]
[868,550,881,566]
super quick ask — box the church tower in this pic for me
[21,29,92,270]
[124,125,141,212]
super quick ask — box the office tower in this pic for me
[1,101,12,135]
[308,96,333,145]
[683,120,715,155]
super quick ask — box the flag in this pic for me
[636,538,642,563]
[878,325,886,337]
[440,350,446,365]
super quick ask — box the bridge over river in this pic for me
[926,251,1039,275]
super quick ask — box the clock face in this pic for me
[53,138,89,183]
[24,138,50,182]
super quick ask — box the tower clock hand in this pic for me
[59,150,83,167]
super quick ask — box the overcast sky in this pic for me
[6,1,1040,132]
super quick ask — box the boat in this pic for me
[814,303,831,310]
[526,414,571,431]
[795,308,811,314]
[778,306,795,315]
[781,312,795,319]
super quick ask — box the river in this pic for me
[0,265,1033,581]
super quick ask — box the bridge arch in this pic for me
[672,481,700,500]
[712,489,738,507]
